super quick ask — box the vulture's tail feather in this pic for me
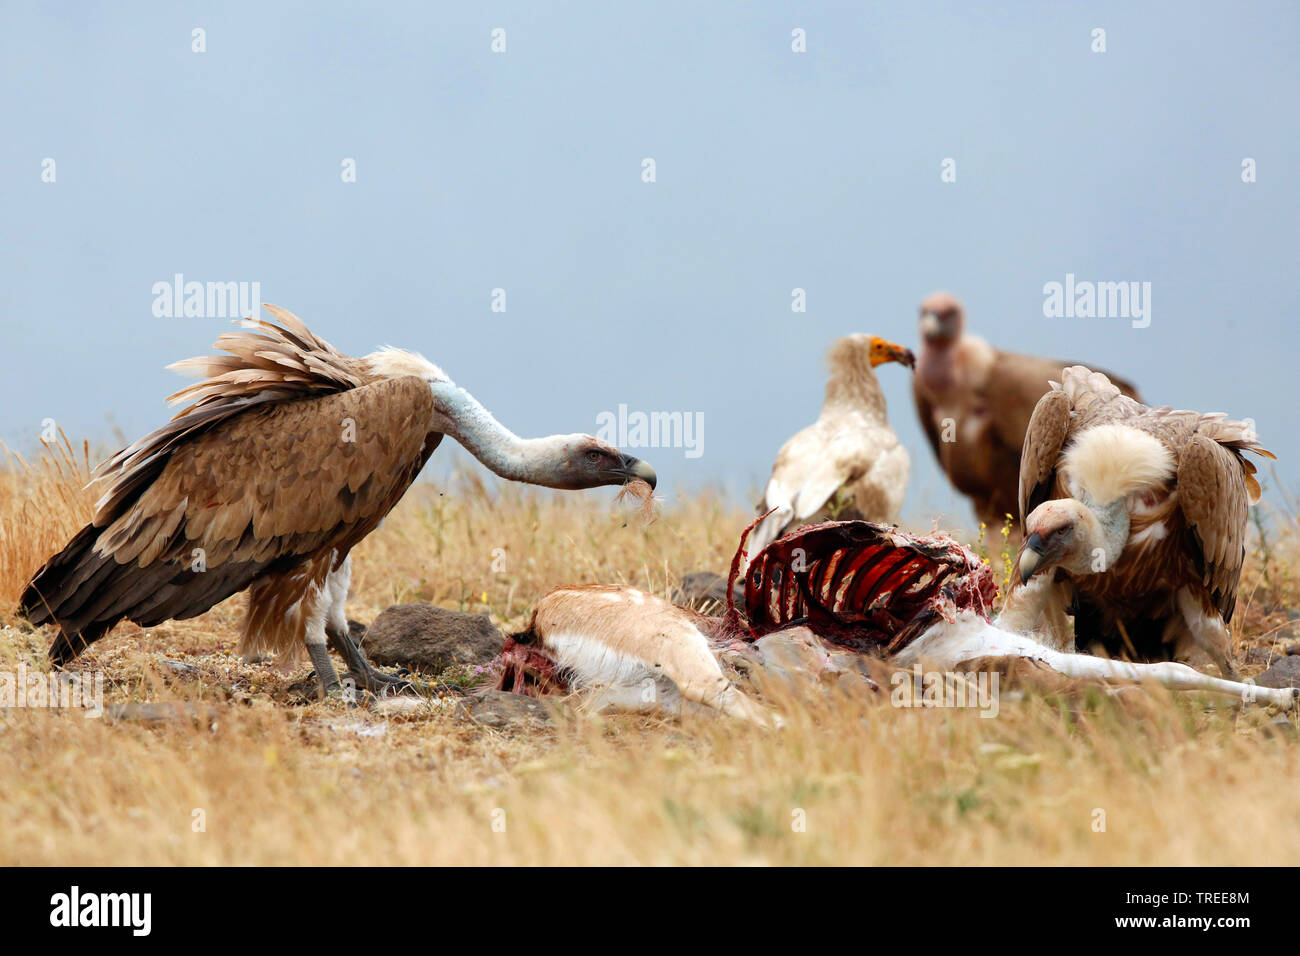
[20,523,125,664]
[20,521,272,666]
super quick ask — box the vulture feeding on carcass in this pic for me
[747,334,915,560]
[1011,366,1273,677]
[495,518,1296,720]
[911,292,1141,535]
[19,305,656,697]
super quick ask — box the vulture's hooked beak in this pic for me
[1017,532,1055,585]
[871,338,917,369]
[613,454,657,490]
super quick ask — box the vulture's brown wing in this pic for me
[984,351,1069,453]
[911,377,943,462]
[1177,435,1248,622]
[98,375,437,567]
[987,351,1141,450]
[22,376,437,660]
[1176,419,1275,624]
[1018,386,1073,522]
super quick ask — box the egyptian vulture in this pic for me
[1012,366,1273,677]
[19,306,656,696]
[912,292,1140,534]
[748,334,914,559]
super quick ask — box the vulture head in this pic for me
[535,436,658,491]
[917,291,965,346]
[1017,498,1098,584]
[1018,423,1175,584]
[827,333,914,381]
[866,335,916,369]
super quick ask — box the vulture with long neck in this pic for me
[1011,366,1273,677]
[912,292,1141,534]
[747,334,914,559]
[18,306,656,696]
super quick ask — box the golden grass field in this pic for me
[3,435,1300,866]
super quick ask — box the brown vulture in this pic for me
[911,292,1140,535]
[19,306,656,697]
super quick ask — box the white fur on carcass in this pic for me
[525,583,1296,725]
[898,611,1298,709]
[528,586,777,727]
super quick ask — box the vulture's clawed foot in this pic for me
[326,625,465,699]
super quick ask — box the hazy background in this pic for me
[2,1,1297,530]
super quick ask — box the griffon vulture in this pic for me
[19,306,656,697]
[748,334,914,559]
[1011,366,1273,677]
[912,292,1140,533]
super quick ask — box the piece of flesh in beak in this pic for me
[616,454,657,490]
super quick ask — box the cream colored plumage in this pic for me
[1011,366,1274,676]
[748,335,914,559]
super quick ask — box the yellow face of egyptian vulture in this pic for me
[868,336,917,369]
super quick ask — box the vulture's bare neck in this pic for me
[429,381,572,485]
[1079,496,1131,572]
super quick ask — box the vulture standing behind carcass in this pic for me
[747,334,915,559]
[18,305,656,697]
[1011,366,1273,677]
[912,292,1141,535]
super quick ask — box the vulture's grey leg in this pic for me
[322,557,461,697]
[303,583,343,698]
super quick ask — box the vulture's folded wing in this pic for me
[911,377,944,461]
[21,376,438,644]
[1018,387,1073,522]
[752,424,862,556]
[1177,434,1252,624]
[985,350,1069,452]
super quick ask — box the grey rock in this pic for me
[462,689,551,728]
[360,603,504,673]
[1255,656,1300,689]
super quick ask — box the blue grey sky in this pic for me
[2,1,1297,529]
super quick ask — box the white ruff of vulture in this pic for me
[19,305,656,696]
[912,292,1141,533]
[1010,366,1273,678]
[748,334,914,560]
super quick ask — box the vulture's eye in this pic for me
[586,451,602,463]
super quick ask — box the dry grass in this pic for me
[2,438,1300,865]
